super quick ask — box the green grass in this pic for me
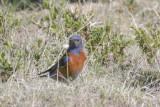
[0,0,160,106]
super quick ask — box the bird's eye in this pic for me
[76,39,80,42]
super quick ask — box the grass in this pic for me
[0,0,160,106]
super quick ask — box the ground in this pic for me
[0,0,160,106]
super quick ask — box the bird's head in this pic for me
[68,35,83,55]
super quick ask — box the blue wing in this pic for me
[39,54,70,77]
[49,56,70,76]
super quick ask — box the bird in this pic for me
[39,35,86,81]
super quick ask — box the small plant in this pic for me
[88,22,132,65]
[109,34,132,63]
[0,9,21,82]
[131,24,160,87]
[34,39,44,62]
[34,3,132,66]
[0,9,20,38]
[132,24,160,64]
[0,52,13,82]
[40,3,94,38]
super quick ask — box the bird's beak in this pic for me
[69,38,74,44]
[69,38,76,48]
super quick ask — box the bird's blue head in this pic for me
[68,35,83,55]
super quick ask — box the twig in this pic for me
[22,12,43,28]
[126,8,138,29]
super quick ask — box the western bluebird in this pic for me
[39,35,86,81]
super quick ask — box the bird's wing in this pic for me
[39,53,71,76]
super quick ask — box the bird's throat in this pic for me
[68,48,82,55]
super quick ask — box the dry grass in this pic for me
[0,0,160,106]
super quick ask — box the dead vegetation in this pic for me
[0,0,160,106]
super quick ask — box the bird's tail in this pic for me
[38,71,48,78]
[39,74,48,78]
[38,70,49,76]
[39,65,56,77]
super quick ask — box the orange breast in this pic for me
[58,52,86,79]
